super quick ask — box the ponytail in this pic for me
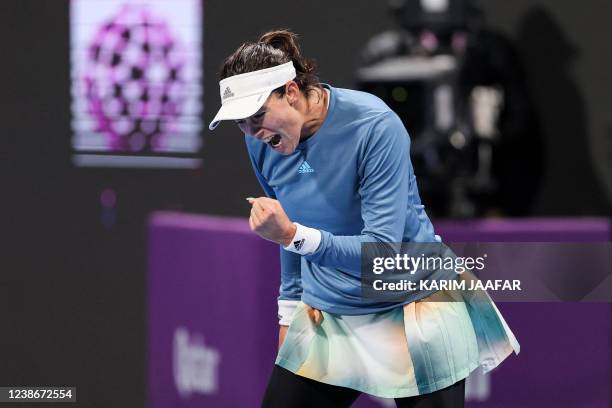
[220,29,322,97]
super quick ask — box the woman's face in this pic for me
[235,82,303,155]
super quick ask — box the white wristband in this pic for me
[283,223,321,255]
[278,299,300,326]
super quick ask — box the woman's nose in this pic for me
[250,126,270,140]
[246,122,261,137]
[238,121,257,136]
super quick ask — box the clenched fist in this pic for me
[246,197,297,246]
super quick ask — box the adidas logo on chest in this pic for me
[298,160,315,174]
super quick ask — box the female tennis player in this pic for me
[209,29,519,408]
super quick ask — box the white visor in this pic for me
[208,61,297,130]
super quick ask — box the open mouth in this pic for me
[269,134,282,148]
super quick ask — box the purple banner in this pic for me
[147,213,279,407]
[147,214,611,407]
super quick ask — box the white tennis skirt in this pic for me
[275,272,520,399]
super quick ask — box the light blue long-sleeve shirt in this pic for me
[246,84,453,315]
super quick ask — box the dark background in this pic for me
[1,1,610,407]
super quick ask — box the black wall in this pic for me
[478,0,612,214]
[0,1,610,407]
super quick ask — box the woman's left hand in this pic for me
[305,304,324,326]
[247,197,297,246]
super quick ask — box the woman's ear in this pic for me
[285,80,300,105]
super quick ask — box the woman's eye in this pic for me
[254,111,266,119]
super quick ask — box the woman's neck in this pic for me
[300,87,328,141]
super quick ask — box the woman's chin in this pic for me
[278,146,294,155]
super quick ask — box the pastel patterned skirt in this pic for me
[275,272,520,398]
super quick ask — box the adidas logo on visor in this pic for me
[223,87,235,100]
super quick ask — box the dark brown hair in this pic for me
[219,29,322,98]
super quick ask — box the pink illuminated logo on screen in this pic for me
[70,0,202,168]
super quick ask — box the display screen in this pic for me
[70,0,203,168]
